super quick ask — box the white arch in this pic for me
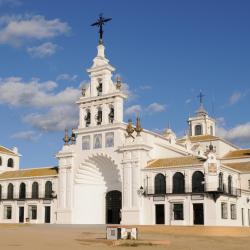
[73,153,122,224]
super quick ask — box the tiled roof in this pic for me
[0,146,17,156]
[225,162,250,172]
[189,135,219,142]
[147,156,206,169]
[222,149,250,159]
[0,167,58,180]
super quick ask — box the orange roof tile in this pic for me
[0,167,58,180]
[147,156,206,169]
[222,149,250,159]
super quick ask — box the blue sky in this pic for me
[0,0,250,168]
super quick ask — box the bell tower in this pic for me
[188,91,215,136]
[77,43,127,129]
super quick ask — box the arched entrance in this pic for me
[106,190,122,224]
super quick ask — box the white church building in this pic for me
[0,27,250,226]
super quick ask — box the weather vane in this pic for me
[91,13,112,44]
[197,90,205,105]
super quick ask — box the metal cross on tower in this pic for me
[91,13,112,44]
[197,90,205,105]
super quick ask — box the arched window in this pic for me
[96,107,102,125]
[7,183,14,199]
[96,79,103,96]
[32,182,39,199]
[108,106,114,124]
[7,158,14,168]
[84,109,91,127]
[19,183,26,199]
[219,172,223,191]
[195,125,202,136]
[0,184,2,200]
[0,156,2,166]
[192,171,204,193]
[228,175,232,194]
[154,174,166,195]
[45,181,52,198]
[173,172,185,194]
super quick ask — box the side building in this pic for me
[0,146,58,223]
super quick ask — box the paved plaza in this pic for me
[0,224,250,250]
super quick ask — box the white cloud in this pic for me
[27,42,58,58]
[0,76,81,132]
[0,0,21,7]
[56,74,78,82]
[11,130,42,141]
[23,105,78,132]
[0,14,70,46]
[0,77,80,108]
[146,102,166,113]
[229,92,242,105]
[217,122,250,146]
[125,105,142,116]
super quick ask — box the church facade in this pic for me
[0,38,250,226]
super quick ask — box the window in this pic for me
[231,204,237,220]
[82,135,90,150]
[228,175,232,194]
[7,158,14,168]
[0,156,2,166]
[4,206,12,219]
[19,183,26,199]
[96,79,103,96]
[218,172,224,191]
[173,172,185,194]
[173,203,184,220]
[32,182,39,199]
[195,125,202,136]
[84,109,91,127]
[94,134,102,149]
[7,183,14,199]
[28,205,37,220]
[96,108,102,125]
[105,132,114,148]
[192,171,204,193]
[221,202,228,219]
[45,181,52,198]
[154,174,166,195]
[108,106,114,123]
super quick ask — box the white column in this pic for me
[102,103,109,125]
[90,106,96,126]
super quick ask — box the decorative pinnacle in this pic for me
[134,116,143,136]
[63,128,70,145]
[126,119,135,138]
[116,75,122,90]
[91,13,112,44]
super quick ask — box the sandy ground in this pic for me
[1,224,250,250]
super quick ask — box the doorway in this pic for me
[106,190,121,224]
[19,207,24,223]
[193,203,204,225]
[155,204,165,224]
[44,206,51,223]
